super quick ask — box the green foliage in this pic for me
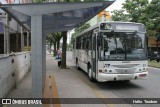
[147,30,157,37]
[145,0,160,32]
[155,33,160,41]
[46,34,55,43]
[33,0,46,3]
[111,0,148,23]
[123,0,148,23]
[111,9,129,21]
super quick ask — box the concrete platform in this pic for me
[2,54,108,107]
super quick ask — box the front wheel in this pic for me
[88,67,95,82]
[76,59,80,70]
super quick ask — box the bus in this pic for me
[73,21,148,82]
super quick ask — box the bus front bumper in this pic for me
[98,72,148,82]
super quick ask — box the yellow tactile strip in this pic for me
[43,74,61,107]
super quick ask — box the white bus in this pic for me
[73,22,148,82]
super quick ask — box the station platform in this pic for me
[3,54,109,107]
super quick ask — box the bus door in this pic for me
[92,29,98,79]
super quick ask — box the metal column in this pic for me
[4,14,10,54]
[31,15,45,102]
[42,32,46,92]
[16,32,19,52]
[21,26,24,51]
[3,25,7,53]
[27,31,29,50]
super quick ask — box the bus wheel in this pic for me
[76,59,80,70]
[88,67,95,82]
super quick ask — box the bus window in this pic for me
[83,35,87,49]
[88,31,92,50]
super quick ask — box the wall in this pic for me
[0,52,31,98]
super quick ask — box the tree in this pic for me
[46,35,56,53]
[46,32,63,56]
[111,0,149,23]
[145,0,160,52]
[111,9,129,21]
[33,0,47,3]
[50,32,62,51]
[122,0,148,23]
[61,31,67,68]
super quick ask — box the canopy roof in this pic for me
[0,1,114,33]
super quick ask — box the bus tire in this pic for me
[88,66,95,82]
[76,59,80,70]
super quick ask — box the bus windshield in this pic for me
[98,32,147,61]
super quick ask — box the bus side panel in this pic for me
[78,50,88,73]
[73,41,76,63]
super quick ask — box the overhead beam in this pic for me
[1,7,30,31]
[11,2,104,16]
[43,26,74,34]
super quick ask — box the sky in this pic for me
[106,0,151,12]
[106,0,126,12]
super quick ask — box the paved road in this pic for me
[66,51,160,107]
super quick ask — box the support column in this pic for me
[4,14,10,54]
[31,15,45,101]
[21,27,24,51]
[16,33,19,52]
[42,32,46,92]
[27,31,29,50]
[6,14,10,53]
[4,25,7,54]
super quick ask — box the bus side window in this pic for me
[81,36,83,49]
[77,37,81,49]
[88,31,92,50]
[76,38,78,49]
[83,35,87,49]
[86,33,89,50]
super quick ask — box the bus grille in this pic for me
[112,64,139,68]
[115,68,136,74]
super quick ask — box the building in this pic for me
[87,10,111,26]
[0,0,32,54]
[148,37,160,52]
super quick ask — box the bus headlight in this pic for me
[100,69,107,73]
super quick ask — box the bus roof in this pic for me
[74,21,145,38]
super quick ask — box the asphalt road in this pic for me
[66,51,160,107]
